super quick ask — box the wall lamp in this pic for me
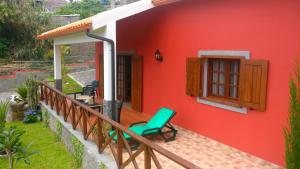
[155,49,163,62]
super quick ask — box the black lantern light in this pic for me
[154,49,163,62]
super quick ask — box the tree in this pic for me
[284,59,300,169]
[0,0,52,60]
[55,0,106,19]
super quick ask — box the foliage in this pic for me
[0,101,9,132]
[42,110,49,128]
[55,0,106,19]
[284,59,300,169]
[71,135,84,169]
[0,126,36,169]
[15,85,28,102]
[55,120,62,142]
[99,163,108,169]
[0,122,75,169]
[0,0,52,60]
[23,110,41,124]
[25,76,40,110]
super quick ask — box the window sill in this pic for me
[197,97,247,114]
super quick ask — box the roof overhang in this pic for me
[37,0,180,40]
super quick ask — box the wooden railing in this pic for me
[40,81,200,169]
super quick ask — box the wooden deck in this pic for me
[120,106,150,127]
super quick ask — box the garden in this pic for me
[0,77,83,169]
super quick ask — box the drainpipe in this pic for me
[86,29,116,122]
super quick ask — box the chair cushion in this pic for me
[146,108,175,129]
[109,124,159,141]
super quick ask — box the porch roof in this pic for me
[37,0,180,40]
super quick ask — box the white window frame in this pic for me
[197,50,250,114]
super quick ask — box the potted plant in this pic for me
[8,85,29,121]
[24,77,41,123]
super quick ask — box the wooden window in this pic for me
[207,59,240,100]
[186,56,269,111]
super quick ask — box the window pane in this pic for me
[219,85,225,96]
[220,60,225,72]
[230,61,239,73]
[219,73,225,84]
[229,86,238,98]
[212,73,218,83]
[230,74,238,85]
[213,61,218,71]
[212,84,218,95]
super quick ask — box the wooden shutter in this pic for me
[131,56,143,112]
[186,57,203,97]
[239,59,268,111]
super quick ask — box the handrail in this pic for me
[40,81,201,169]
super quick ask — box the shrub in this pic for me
[0,126,37,169]
[284,59,300,169]
[23,110,41,124]
[0,101,9,131]
[15,85,28,102]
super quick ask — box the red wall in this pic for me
[115,0,300,166]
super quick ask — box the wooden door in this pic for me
[131,56,143,112]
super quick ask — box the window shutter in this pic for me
[186,57,203,97]
[239,59,269,111]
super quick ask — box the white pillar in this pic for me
[54,45,62,91]
[103,22,116,101]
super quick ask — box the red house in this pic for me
[38,0,300,167]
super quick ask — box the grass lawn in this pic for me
[44,75,82,94]
[0,122,76,169]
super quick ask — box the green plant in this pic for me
[55,121,62,142]
[15,85,27,102]
[42,110,49,128]
[71,136,84,169]
[0,126,36,169]
[99,163,108,169]
[25,76,40,110]
[284,60,300,169]
[0,101,9,131]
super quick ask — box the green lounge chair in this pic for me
[109,107,178,142]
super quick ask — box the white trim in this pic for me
[197,98,247,114]
[198,50,250,114]
[199,50,250,59]
[92,0,154,30]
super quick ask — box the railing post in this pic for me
[50,90,54,109]
[82,109,87,139]
[55,93,59,115]
[117,130,124,168]
[144,146,151,169]
[62,98,66,120]
[45,87,48,105]
[40,83,44,101]
[71,105,76,129]
[97,118,104,153]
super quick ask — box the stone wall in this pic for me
[41,102,117,169]
[0,71,50,92]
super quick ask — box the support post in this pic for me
[54,45,62,91]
